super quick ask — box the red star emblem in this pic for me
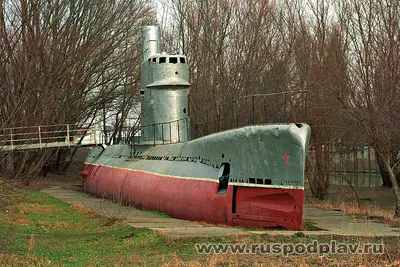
[281,152,290,167]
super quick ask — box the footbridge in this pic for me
[1,91,309,152]
[0,124,104,152]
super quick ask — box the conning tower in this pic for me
[140,26,190,143]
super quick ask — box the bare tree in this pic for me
[337,0,400,215]
[165,0,294,123]
[281,0,351,199]
[0,0,154,182]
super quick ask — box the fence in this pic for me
[190,91,308,139]
[122,91,309,145]
[326,144,382,187]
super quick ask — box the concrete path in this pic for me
[255,207,400,237]
[41,185,400,238]
[41,185,245,237]
[305,207,400,237]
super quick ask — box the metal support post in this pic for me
[66,125,70,148]
[38,126,42,149]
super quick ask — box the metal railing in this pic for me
[0,124,105,151]
[127,117,190,145]
[190,91,308,139]
[124,91,309,145]
[1,91,308,150]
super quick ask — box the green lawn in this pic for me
[0,183,399,266]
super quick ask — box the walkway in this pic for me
[41,184,400,238]
[42,185,243,237]
[1,124,102,151]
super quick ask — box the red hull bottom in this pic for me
[81,163,304,230]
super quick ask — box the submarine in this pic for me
[81,26,311,230]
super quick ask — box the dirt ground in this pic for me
[33,148,90,189]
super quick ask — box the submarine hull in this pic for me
[81,124,310,230]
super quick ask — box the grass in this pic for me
[144,210,172,218]
[302,221,323,231]
[0,183,400,266]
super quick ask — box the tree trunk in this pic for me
[376,150,392,187]
[6,153,14,176]
[385,160,400,217]
[56,149,69,172]
[306,144,330,200]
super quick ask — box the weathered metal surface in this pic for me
[86,124,309,186]
[82,163,304,230]
[82,123,310,230]
[141,26,161,61]
[140,26,190,143]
